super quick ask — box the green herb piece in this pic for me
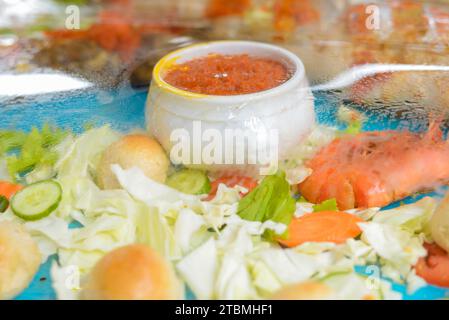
[313,198,338,212]
[3,125,69,181]
[0,131,27,156]
[53,0,89,5]
[343,119,363,135]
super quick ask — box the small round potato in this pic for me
[97,134,169,189]
[270,281,335,300]
[82,244,182,300]
[0,221,41,300]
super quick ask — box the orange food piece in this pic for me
[346,4,374,36]
[46,11,141,61]
[163,54,290,95]
[278,211,363,248]
[274,0,320,32]
[0,181,22,200]
[299,122,449,210]
[206,176,257,201]
[45,29,89,41]
[205,0,251,18]
[390,0,428,42]
[415,243,449,288]
[88,22,141,60]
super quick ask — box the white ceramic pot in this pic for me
[146,41,315,176]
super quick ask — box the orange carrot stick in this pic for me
[0,181,23,200]
[279,211,363,248]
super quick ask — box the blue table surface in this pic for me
[1,87,448,300]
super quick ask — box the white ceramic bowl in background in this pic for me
[146,41,315,176]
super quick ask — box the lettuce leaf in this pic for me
[237,171,295,238]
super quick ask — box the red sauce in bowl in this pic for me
[163,54,291,95]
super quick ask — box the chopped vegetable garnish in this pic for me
[0,195,9,213]
[3,124,69,181]
[237,171,295,238]
[279,211,363,247]
[0,130,27,155]
[313,198,338,212]
[343,119,363,135]
[0,181,22,199]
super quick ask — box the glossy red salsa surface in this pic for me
[163,54,291,95]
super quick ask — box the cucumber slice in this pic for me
[11,180,62,221]
[166,169,211,195]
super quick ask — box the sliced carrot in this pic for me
[206,176,257,201]
[0,181,22,200]
[415,243,449,288]
[279,211,363,248]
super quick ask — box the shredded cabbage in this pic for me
[371,197,436,236]
[359,222,427,289]
[321,272,401,300]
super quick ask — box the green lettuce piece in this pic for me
[296,195,308,203]
[313,198,338,212]
[53,0,89,5]
[343,119,363,135]
[40,123,68,147]
[4,124,69,181]
[237,171,295,238]
[0,130,27,155]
